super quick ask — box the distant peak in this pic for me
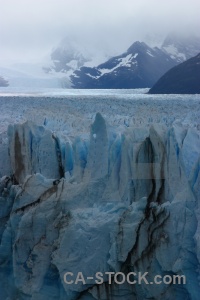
[127,41,149,53]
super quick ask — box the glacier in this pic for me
[0,93,200,299]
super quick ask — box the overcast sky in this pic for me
[0,0,199,65]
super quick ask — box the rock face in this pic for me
[149,53,200,94]
[0,114,200,300]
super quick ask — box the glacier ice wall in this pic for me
[0,113,200,300]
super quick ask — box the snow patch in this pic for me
[163,45,186,61]
[85,73,97,79]
[147,50,154,57]
[66,60,78,70]
[94,54,136,79]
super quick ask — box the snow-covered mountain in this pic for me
[46,37,90,75]
[44,37,111,83]
[70,41,177,89]
[161,33,200,63]
[68,34,200,89]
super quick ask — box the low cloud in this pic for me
[0,0,199,64]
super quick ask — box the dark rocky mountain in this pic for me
[70,41,177,89]
[0,76,9,87]
[148,53,200,94]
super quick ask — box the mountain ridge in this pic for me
[70,41,177,88]
[68,34,200,89]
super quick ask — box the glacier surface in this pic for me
[0,92,200,299]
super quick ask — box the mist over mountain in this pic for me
[0,64,68,89]
[43,36,113,76]
[161,33,200,63]
[0,94,199,299]
[48,38,90,74]
[0,32,199,90]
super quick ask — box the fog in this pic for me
[0,0,199,65]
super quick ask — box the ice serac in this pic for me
[8,121,62,183]
[0,114,199,300]
[85,112,108,181]
[0,132,11,178]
